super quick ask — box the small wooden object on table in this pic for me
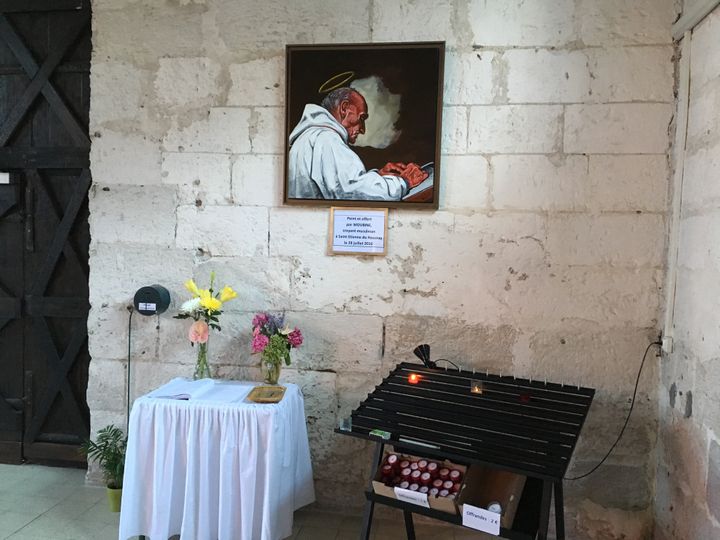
[247,385,286,403]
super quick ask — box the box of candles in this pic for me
[371,450,468,515]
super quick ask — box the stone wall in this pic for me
[656,6,720,539]
[88,1,676,537]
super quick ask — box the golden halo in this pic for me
[318,71,355,93]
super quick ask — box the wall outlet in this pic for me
[662,336,674,354]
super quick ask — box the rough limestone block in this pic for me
[232,154,283,207]
[567,463,652,510]
[677,215,720,272]
[695,362,720,435]
[510,267,662,329]
[444,51,495,105]
[440,154,489,210]
[161,152,232,205]
[492,155,589,211]
[564,104,672,154]
[383,316,517,374]
[163,108,251,154]
[269,207,328,257]
[505,49,590,103]
[566,497,651,539]
[373,0,459,47]
[158,312,257,370]
[672,268,720,362]
[154,57,222,108]
[88,243,196,306]
[88,304,158,361]
[589,46,674,103]
[336,373,381,419]
[683,142,720,213]
[90,61,150,124]
[657,414,709,495]
[92,3,206,63]
[89,184,177,246]
[587,155,668,212]
[191,256,293,312]
[280,369,338,464]
[469,0,577,47]
[691,8,720,92]
[214,1,370,51]
[441,106,468,154]
[176,205,268,257]
[686,79,720,154]
[576,0,675,46]
[131,359,195,399]
[290,254,395,316]
[251,107,284,154]
[468,105,563,153]
[90,130,161,186]
[228,57,284,107]
[87,359,127,412]
[385,213,546,325]
[289,312,382,373]
[527,327,660,396]
[547,214,665,267]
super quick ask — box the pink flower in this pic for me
[252,313,269,328]
[288,328,303,348]
[252,333,269,353]
[188,320,209,344]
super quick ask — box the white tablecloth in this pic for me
[118,378,315,540]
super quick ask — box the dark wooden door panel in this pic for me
[0,1,90,465]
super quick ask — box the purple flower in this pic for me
[288,328,303,348]
[252,313,269,328]
[252,333,269,353]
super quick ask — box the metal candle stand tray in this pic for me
[335,362,595,540]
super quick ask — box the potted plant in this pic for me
[80,424,127,512]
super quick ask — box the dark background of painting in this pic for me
[285,43,443,174]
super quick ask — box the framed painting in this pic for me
[284,42,445,209]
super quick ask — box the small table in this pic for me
[119,378,315,540]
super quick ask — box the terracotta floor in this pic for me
[0,463,489,539]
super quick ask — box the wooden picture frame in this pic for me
[284,42,445,209]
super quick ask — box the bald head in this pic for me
[321,87,367,144]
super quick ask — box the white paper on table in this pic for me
[462,504,501,535]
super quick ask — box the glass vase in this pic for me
[193,341,211,380]
[261,354,281,385]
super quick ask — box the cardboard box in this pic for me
[456,465,526,530]
[371,450,467,515]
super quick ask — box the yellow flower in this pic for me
[219,286,237,303]
[184,279,200,297]
[199,289,222,312]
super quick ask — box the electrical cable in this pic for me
[126,306,134,432]
[435,358,460,370]
[564,340,661,481]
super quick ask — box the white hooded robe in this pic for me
[288,104,408,201]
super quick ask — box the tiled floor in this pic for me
[0,463,484,539]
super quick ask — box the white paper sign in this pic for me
[139,302,156,311]
[393,487,430,508]
[330,208,387,255]
[462,504,501,535]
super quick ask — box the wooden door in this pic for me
[0,0,91,464]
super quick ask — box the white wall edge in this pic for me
[662,32,691,354]
[672,0,720,39]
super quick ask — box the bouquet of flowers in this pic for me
[175,272,237,379]
[251,312,303,384]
